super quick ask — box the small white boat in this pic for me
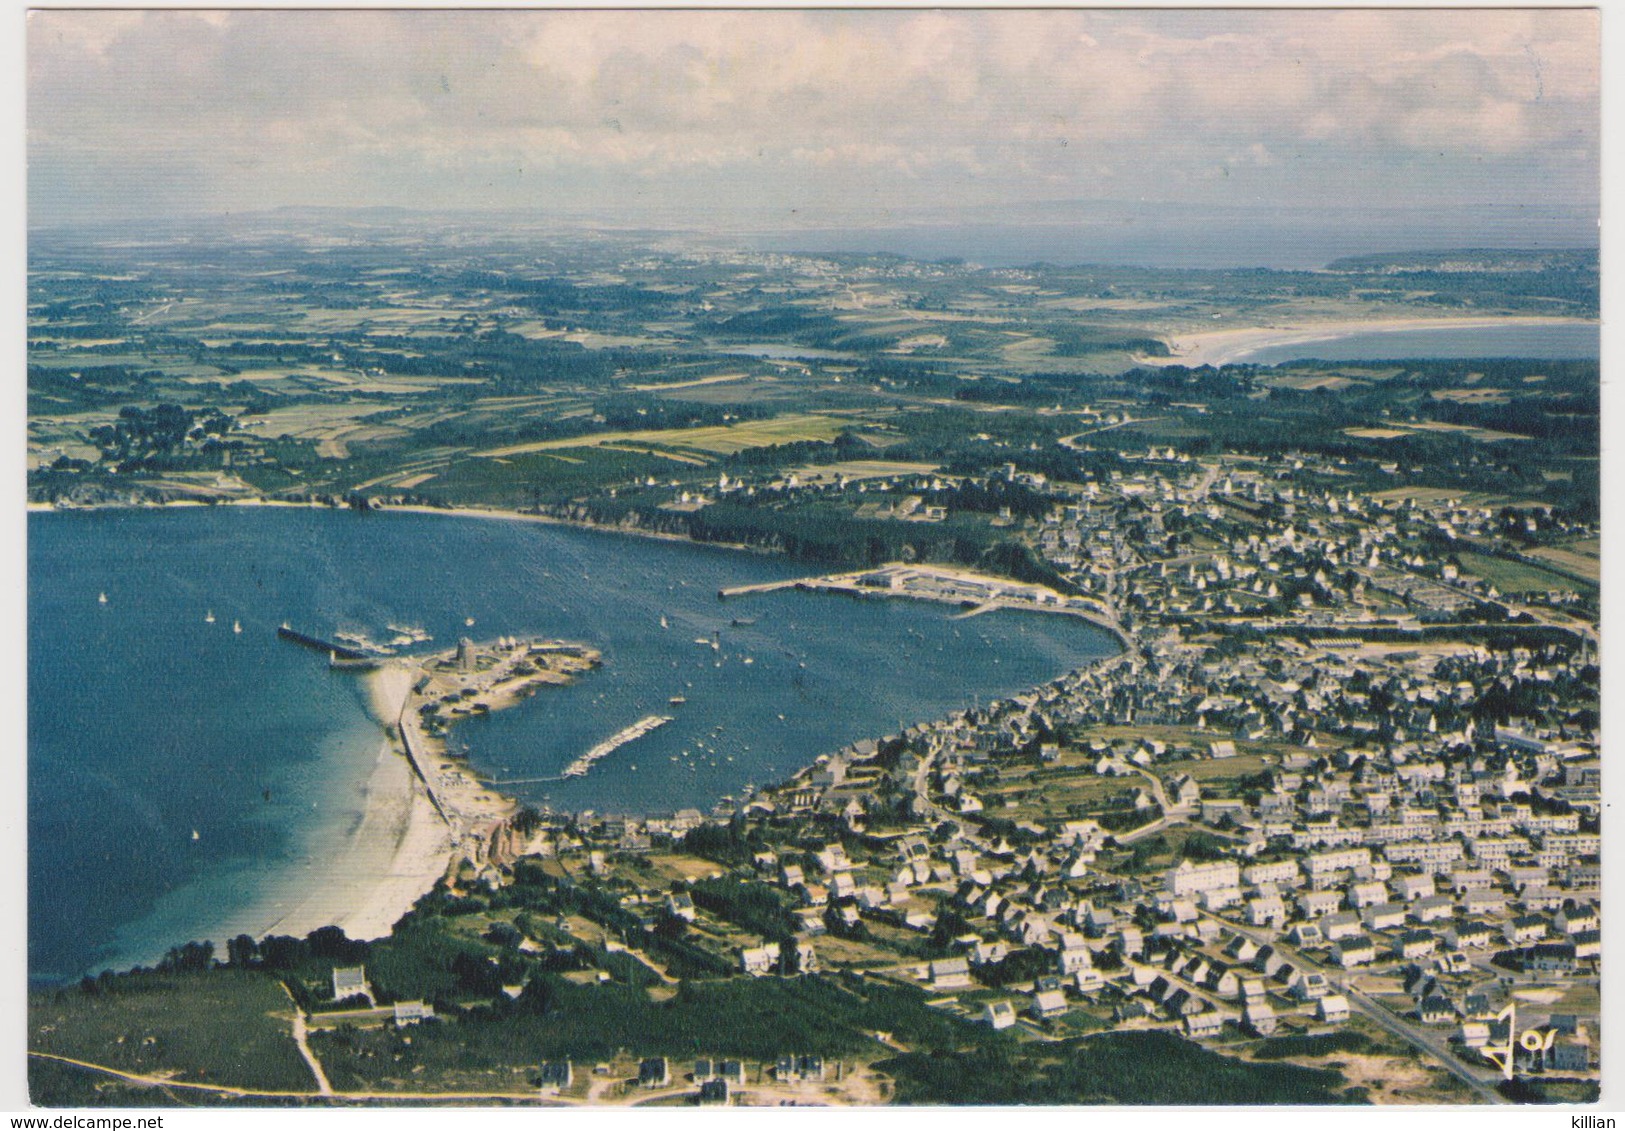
[97,592,108,605]
[465,617,476,627]
[205,610,216,624]
[191,830,200,841]
[660,615,669,629]
[233,620,242,634]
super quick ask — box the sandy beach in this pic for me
[203,663,454,949]
[1139,315,1596,368]
[367,661,416,724]
[204,736,454,947]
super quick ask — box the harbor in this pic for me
[721,562,1131,648]
[282,626,607,879]
[29,506,1119,982]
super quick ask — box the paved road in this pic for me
[1205,912,1506,1104]
[1342,984,1505,1104]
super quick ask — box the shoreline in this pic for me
[746,561,1135,656]
[36,503,1129,974]
[27,496,774,560]
[1136,314,1597,368]
[232,736,454,947]
[194,665,454,954]
[376,501,774,558]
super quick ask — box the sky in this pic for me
[26,9,1602,242]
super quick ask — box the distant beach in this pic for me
[1140,315,1598,368]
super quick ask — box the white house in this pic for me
[983,1001,1018,1030]
[740,942,782,976]
[1318,995,1351,1023]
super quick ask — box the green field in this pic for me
[474,414,847,460]
[309,972,996,1094]
[398,447,709,508]
[1455,551,1593,597]
[1527,540,1600,582]
[29,970,316,1103]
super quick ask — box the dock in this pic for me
[719,562,1135,652]
[562,715,672,778]
[718,578,804,599]
[277,624,372,661]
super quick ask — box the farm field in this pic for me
[473,414,848,461]
[1454,551,1593,597]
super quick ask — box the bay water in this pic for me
[28,507,1118,983]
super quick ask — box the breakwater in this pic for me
[277,624,372,662]
[563,715,673,778]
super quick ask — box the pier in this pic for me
[718,578,802,598]
[277,624,373,662]
[395,703,452,827]
[719,563,1135,653]
[562,715,672,778]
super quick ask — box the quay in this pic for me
[395,702,452,826]
[718,578,802,599]
[277,624,372,662]
[723,563,1134,652]
[562,715,672,778]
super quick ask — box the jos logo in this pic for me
[1478,1000,1557,1080]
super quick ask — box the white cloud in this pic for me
[26,9,1599,227]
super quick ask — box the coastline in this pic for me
[34,503,1126,972]
[218,737,454,947]
[199,664,453,952]
[1137,314,1598,368]
[375,501,774,558]
[27,497,775,560]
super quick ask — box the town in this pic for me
[405,441,1596,1105]
[27,231,1600,1108]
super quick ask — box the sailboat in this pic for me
[233,620,243,634]
[97,592,108,605]
[205,610,216,624]
[659,615,669,629]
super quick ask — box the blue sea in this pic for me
[1229,323,1600,366]
[28,507,1118,984]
